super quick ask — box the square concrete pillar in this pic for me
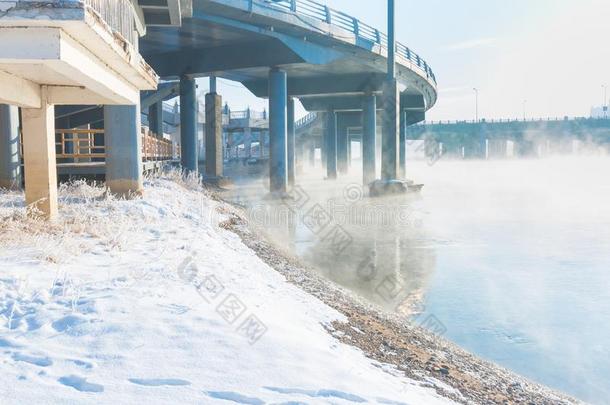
[326,109,337,180]
[268,68,288,193]
[287,98,296,185]
[22,93,58,219]
[381,79,400,181]
[0,104,21,189]
[205,92,223,178]
[104,105,143,197]
[362,94,377,185]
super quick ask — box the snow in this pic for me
[0,175,456,405]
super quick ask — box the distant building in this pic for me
[590,105,609,118]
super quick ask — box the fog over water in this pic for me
[226,156,610,404]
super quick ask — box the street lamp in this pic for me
[523,99,527,121]
[473,88,479,123]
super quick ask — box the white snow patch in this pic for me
[0,176,456,404]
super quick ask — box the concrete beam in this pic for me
[0,69,41,108]
[146,40,304,78]
[243,73,386,98]
[0,104,21,189]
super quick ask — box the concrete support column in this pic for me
[149,101,164,138]
[337,112,349,175]
[321,122,327,171]
[381,80,400,180]
[104,104,143,197]
[287,97,296,186]
[308,141,315,167]
[180,76,198,174]
[205,91,223,178]
[268,68,288,193]
[326,108,337,180]
[363,94,377,185]
[0,104,21,189]
[399,108,406,180]
[22,88,57,219]
[243,128,253,158]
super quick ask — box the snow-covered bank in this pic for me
[0,176,455,404]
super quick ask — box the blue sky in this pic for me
[201,0,610,121]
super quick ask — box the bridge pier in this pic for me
[0,104,21,189]
[269,68,288,193]
[287,97,296,186]
[362,94,377,185]
[180,76,198,174]
[399,108,406,180]
[337,112,349,175]
[104,104,144,197]
[308,140,315,167]
[149,101,164,138]
[22,90,58,219]
[325,108,338,180]
[381,80,400,181]
[321,122,327,171]
[205,88,223,178]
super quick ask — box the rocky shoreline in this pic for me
[215,197,582,405]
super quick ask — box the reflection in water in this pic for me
[226,156,610,404]
[227,175,437,313]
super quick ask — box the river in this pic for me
[226,156,610,404]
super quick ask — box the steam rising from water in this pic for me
[226,155,610,403]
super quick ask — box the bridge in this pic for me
[0,0,438,219]
[406,117,610,158]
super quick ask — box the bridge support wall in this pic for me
[104,104,143,197]
[180,76,198,174]
[337,112,349,175]
[205,92,223,178]
[381,80,400,180]
[326,108,338,180]
[287,97,296,186]
[269,68,288,193]
[0,104,21,189]
[22,90,58,219]
[363,95,377,185]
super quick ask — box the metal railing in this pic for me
[260,0,436,84]
[418,116,610,126]
[84,0,136,45]
[295,112,318,130]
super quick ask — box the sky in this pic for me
[195,0,610,121]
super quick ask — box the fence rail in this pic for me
[259,0,436,84]
[54,127,175,163]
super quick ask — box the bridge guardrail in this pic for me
[260,0,436,84]
[85,0,136,45]
[295,112,318,130]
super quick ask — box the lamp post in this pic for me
[523,99,527,121]
[473,88,479,123]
